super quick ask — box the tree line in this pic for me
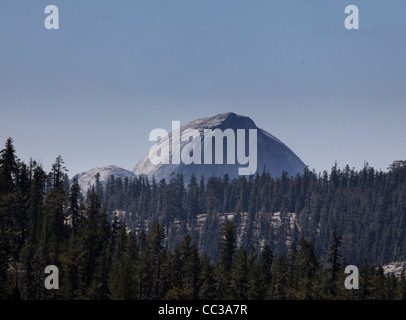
[98,158,406,266]
[1,137,406,300]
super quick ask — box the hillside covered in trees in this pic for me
[1,137,406,300]
[98,157,406,267]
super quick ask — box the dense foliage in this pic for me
[99,159,406,266]
[1,137,406,300]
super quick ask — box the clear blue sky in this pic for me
[1,0,406,176]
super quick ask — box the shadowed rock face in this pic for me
[133,112,306,183]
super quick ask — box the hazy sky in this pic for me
[1,0,406,176]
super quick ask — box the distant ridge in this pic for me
[72,165,136,194]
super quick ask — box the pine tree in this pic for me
[148,222,166,299]
[59,233,81,299]
[218,219,236,272]
[186,174,199,223]
[327,227,343,297]
[197,255,216,300]
[359,260,375,300]
[108,220,139,299]
[20,164,47,299]
[270,253,289,299]
[258,245,273,299]
[398,268,406,300]
[165,234,200,299]
[0,218,13,299]
[287,242,299,297]
[90,172,104,204]
[67,178,81,235]
[14,160,30,247]
[371,266,386,300]
[230,247,248,300]
[296,237,320,299]
[247,243,261,300]
[137,231,151,299]
[49,155,67,189]
[38,157,69,292]
[76,189,110,298]
[0,138,18,298]
[0,137,18,195]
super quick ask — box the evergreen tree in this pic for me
[246,243,261,300]
[218,219,236,272]
[258,245,273,299]
[59,233,81,299]
[76,189,110,298]
[397,268,406,300]
[20,164,47,299]
[327,227,343,296]
[186,174,200,223]
[270,253,289,299]
[0,137,18,195]
[230,247,248,300]
[49,155,67,189]
[198,255,216,300]
[148,222,167,299]
[296,237,320,299]
[0,138,18,298]
[166,234,200,299]
[67,178,81,235]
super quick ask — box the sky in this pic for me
[1,0,406,176]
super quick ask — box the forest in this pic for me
[97,154,406,266]
[1,137,406,300]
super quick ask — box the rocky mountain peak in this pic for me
[133,113,306,183]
